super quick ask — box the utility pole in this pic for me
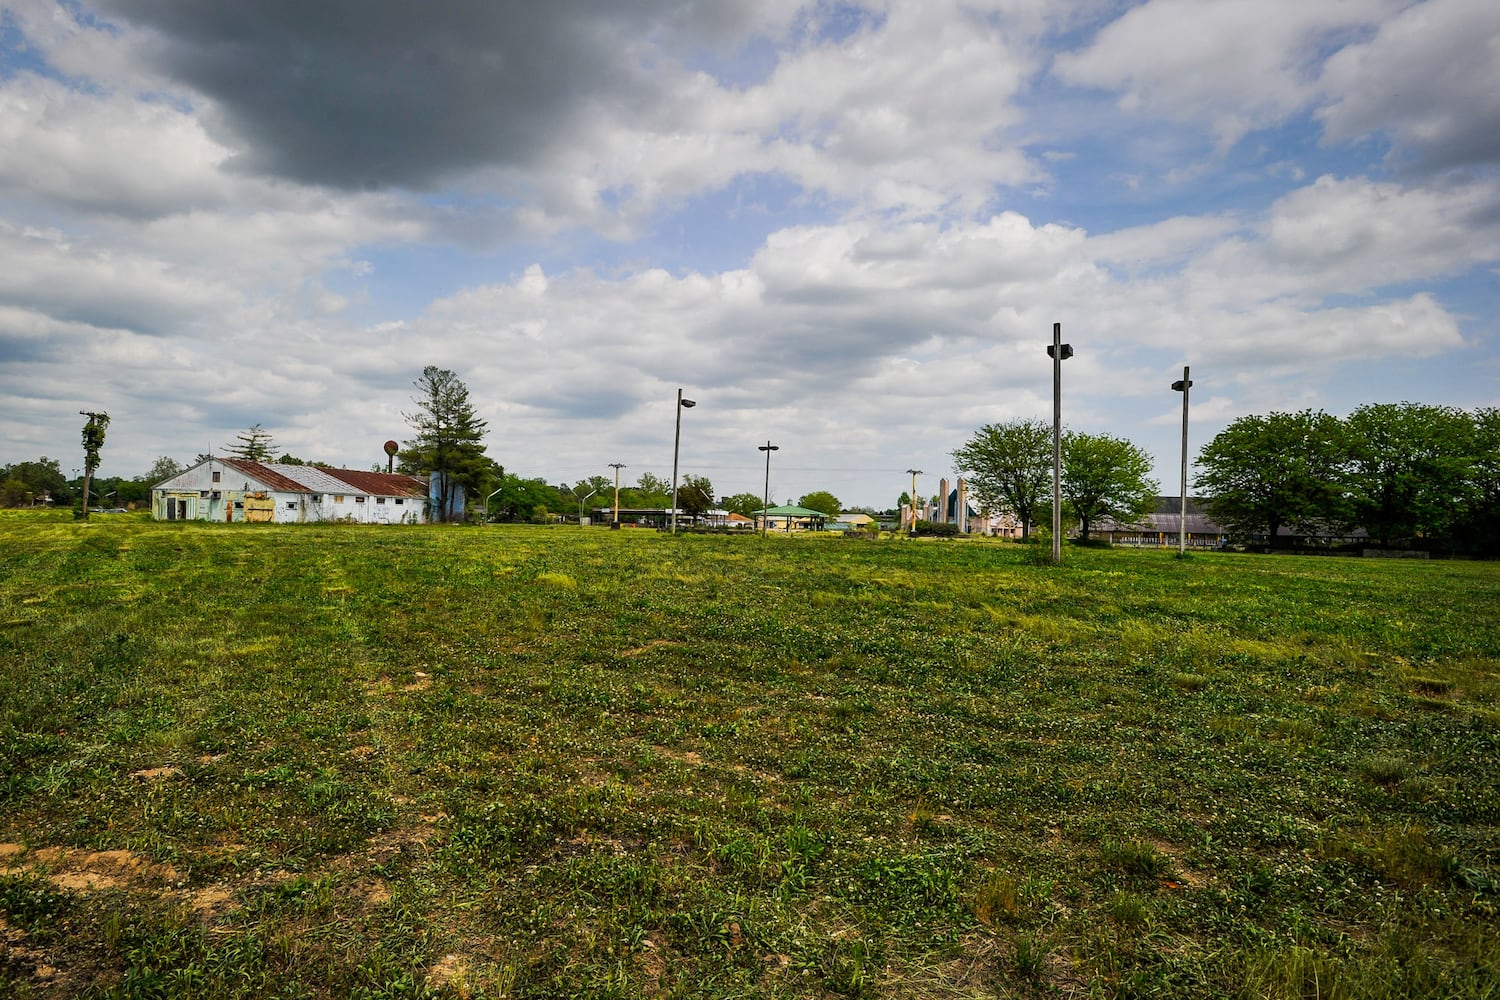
[1172,366,1193,555]
[1046,323,1073,564]
[609,462,626,528]
[78,410,110,523]
[759,442,778,537]
[670,388,696,534]
[905,469,922,534]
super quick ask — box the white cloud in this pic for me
[1317,0,1500,170]
[1053,0,1398,148]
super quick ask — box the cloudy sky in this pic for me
[2,0,1497,508]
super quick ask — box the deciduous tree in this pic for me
[1061,432,1159,541]
[798,491,841,518]
[720,492,764,517]
[1342,402,1474,548]
[141,456,183,484]
[678,474,714,520]
[952,418,1052,540]
[1195,410,1345,545]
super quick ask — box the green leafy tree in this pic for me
[720,492,764,517]
[678,474,714,520]
[1,478,31,506]
[952,418,1053,540]
[798,490,842,517]
[1196,410,1345,545]
[1062,432,1159,541]
[1458,408,1500,555]
[78,410,110,520]
[141,456,183,484]
[226,424,277,462]
[634,472,671,509]
[402,366,490,523]
[489,473,565,522]
[1342,402,1475,548]
[3,457,71,504]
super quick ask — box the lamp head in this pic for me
[680,398,696,408]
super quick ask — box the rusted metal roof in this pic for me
[323,469,428,498]
[220,458,310,493]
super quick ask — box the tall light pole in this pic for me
[758,441,778,537]
[578,487,599,524]
[670,388,697,534]
[905,469,922,535]
[1172,366,1193,555]
[1047,322,1074,564]
[608,462,626,528]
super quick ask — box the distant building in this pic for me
[152,457,430,524]
[1094,497,1227,548]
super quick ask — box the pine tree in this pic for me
[403,366,490,523]
[226,424,277,462]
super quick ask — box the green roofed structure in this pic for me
[754,504,831,533]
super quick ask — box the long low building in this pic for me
[152,457,431,524]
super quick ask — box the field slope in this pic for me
[1,514,1498,998]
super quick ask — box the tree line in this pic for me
[1197,403,1499,554]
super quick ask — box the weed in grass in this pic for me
[972,870,1023,926]
[1099,839,1168,886]
[1358,755,1413,788]
[1171,671,1211,692]
[1108,891,1150,930]
[1012,933,1047,982]
[1410,675,1454,695]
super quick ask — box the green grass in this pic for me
[1,512,1498,997]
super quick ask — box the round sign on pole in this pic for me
[383,440,399,456]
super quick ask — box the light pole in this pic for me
[608,462,626,528]
[578,487,600,524]
[1047,322,1074,564]
[485,485,503,524]
[670,388,697,533]
[1172,366,1193,555]
[758,441,778,537]
[905,469,922,535]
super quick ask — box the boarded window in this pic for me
[212,471,221,483]
[333,495,344,503]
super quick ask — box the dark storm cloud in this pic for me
[95,1,757,191]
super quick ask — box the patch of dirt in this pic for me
[348,745,377,759]
[426,953,471,994]
[4,847,181,892]
[0,842,25,863]
[653,745,703,765]
[130,766,183,780]
[1149,838,1207,888]
[190,885,236,918]
[403,671,432,692]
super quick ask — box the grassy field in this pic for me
[1,512,1498,999]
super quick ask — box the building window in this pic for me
[287,501,298,509]
[311,494,322,502]
[395,498,404,505]
[212,471,221,483]
[376,497,387,504]
[233,501,243,510]
[355,496,366,504]
[333,495,344,503]
[200,490,210,498]
[210,491,220,500]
